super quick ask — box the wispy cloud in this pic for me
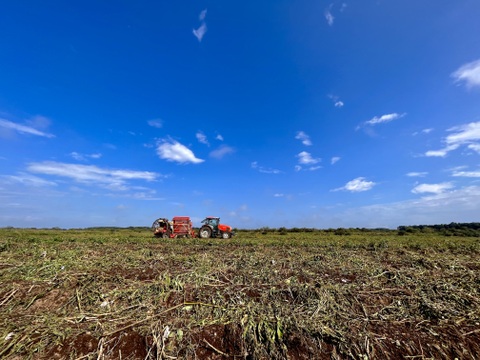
[413,128,433,136]
[0,173,57,187]
[364,113,406,126]
[446,122,480,145]
[193,24,207,42]
[251,161,282,174]
[196,131,209,146]
[425,121,480,157]
[406,172,428,177]
[337,185,480,229]
[210,145,235,159]
[70,152,102,161]
[333,177,376,192]
[411,182,454,194]
[452,169,480,178]
[297,151,320,165]
[193,9,208,42]
[468,144,480,154]
[199,9,207,21]
[295,151,321,171]
[27,161,158,191]
[424,146,458,158]
[0,118,55,138]
[451,58,480,89]
[324,3,347,26]
[331,156,341,165]
[147,119,163,128]
[156,139,204,164]
[295,131,312,146]
[325,5,335,26]
[328,94,344,108]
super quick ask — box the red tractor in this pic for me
[152,216,196,238]
[198,216,234,239]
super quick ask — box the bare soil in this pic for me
[1,230,479,359]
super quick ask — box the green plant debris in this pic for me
[0,227,479,359]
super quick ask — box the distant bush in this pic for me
[397,222,480,237]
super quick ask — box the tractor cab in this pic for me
[202,216,219,228]
[199,216,234,239]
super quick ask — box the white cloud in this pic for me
[0,118,55,138]
[27,161,158,191]
[446,122,480,146]
[297,151,320,165]
[336,185,480,229]
[196,131,209,146]
[251,161,282,174]
[328,94,344,107]
[413,128,433,136]
[193,9,208,42]
[70,152,102,161]
[365,112,406,126]
[425,150,445,157]
[468,144,480,154]
[210,145,235,159]
[406,172,428,177]
[70,152,84,161]
[147,119,163,128]
[451,59,480,88]
[156,140,204,164]
[193,23,207,42]
[425,121,480,157]
[425,145,458,157]
[333,177,376,192]
[325,6,334,26]
[0,173,57,187]
[199,9,207,21]
[411,182,454,194]
[295,131,312,146]
[216,134,224,141]
[452,170,480,178]
[324,3,347,27]
[331,156,341,165]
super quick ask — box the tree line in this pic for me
[397,222,480,237]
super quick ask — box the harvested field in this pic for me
[0,228,479,359]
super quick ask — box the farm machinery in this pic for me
[152,216,196,238]
[152,216,234,239]
[198,216,234,239]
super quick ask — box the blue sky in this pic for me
[1,1,480,229]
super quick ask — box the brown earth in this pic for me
[1,236,480,359]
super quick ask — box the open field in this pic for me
[1,227,479,359]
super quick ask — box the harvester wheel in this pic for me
[199,226,212,239]
[162,233,169,239]
[222,232,231,239]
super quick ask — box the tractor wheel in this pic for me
[221,232,231,239]
[162,233,169,239]
[199,226,212,239]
